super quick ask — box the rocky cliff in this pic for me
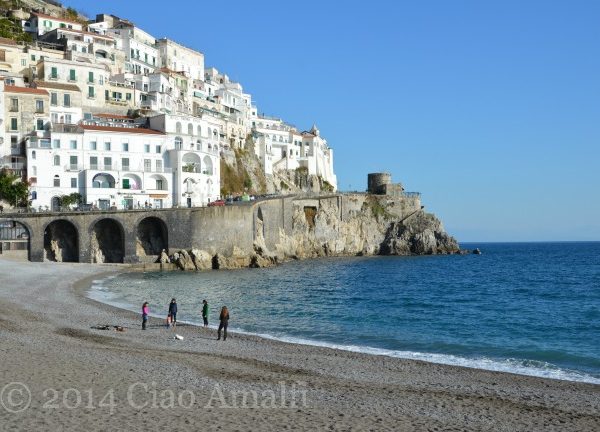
[168,193,460,271]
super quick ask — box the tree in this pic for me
[0,169,30,207]
[58,192,82,208]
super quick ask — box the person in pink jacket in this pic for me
[142,302,149,330]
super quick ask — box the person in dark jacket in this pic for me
[142,302,149,330]
[217,306,229,341]
[202,300,209,327]
[168,298,178,327]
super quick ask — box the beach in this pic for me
[0,259,598,431]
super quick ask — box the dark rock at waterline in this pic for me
[473,248,482,255]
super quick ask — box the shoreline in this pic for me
[85,267,600,386]
[1,259,599,431]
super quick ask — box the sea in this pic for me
[88,242,600,384]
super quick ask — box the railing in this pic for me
[52,124,80,133]
[64,164,84,171]
[27,139,51,149]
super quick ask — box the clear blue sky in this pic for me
[65,0,600,242]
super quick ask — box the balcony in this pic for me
[106,98,128,106]
[28,138,51,149]
[64,163,83,172]
[52,124,80,133]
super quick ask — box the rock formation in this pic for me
[167,193,460,271]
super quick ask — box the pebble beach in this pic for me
[0,259,599,431]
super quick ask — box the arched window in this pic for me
[279,136,283,142]
[174,136,183,149]
[53,155,60,166]
[32,151,36,160]
[197,125,201,137]
[175,122,182,134]
[188,123,193,135]
[207,127,212,139]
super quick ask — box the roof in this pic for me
[31,12,82,25]
[0,37,18,46]
[94,113,132,120]
[55,28,115,41]
[4,85,49,95]
[33,81,81,91]
[159,67,187,78]
[81,124,165,135]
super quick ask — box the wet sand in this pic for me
[0,259,598,431]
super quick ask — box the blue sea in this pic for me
[88,242,600,384]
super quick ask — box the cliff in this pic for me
[168,193,460,271]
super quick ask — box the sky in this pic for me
[64,0,600,242]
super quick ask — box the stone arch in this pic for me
[136,216,168,257]
[44,219,79,262]
[182,153,201,173]
[90,218,124,263]
[0,220,30,260]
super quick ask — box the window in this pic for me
[130,48,134,58]
[53,155,60,166]
[156,145,162,154]
[88,86,95,98]
[53,175,60,187]
[144,159,151,172]
[31,54,36,61]
[69,69,76,81]
[188,123,193,135]
[89,141,97,150]
[70,140,77,150]
[144,144,150,153]
[31,151,36,160]
[50,92,58,106]
[156,179,164,190]
[197,125,201,136]
[10,118,17,130]
[35,100,44,113]
[175,122,182,134]
[9,98,18,111]
[104,157,112,170]
[36,119,44,130]
[90,156,98,169]
[104,142,111,151]
[155,160,163,172]
[65,114,72,124]
[88,71,94,83]
[99,75,104,85]
[63,94,71,107]
[53,139,60,149]
[50,67,58,79]
[174,136,182,150]
[122,142,129,152]
[32,166,37,176]
[126,93,131,101]
[121,158,129,170]
[69,177,77,189]
[69,156,78,170]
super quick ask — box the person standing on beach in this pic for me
[217,306,229,341]
[168,298,178,327]
[142,302,149,330]
[202,300,209,327]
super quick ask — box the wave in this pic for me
[87,280,600,385]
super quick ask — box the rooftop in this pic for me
[33,81,81,91]
[4,85,49,95]
[31,12,83,26]
[81,124,164,135]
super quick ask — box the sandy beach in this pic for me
[0,259,598,431]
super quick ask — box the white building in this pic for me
[156,38,204,82]
[27,120,171,211]
[107,23,159,75]
[25,12,83,37]
[148,113,220,207]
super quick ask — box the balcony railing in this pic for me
[52,124,80,133]
[64,164,83,171]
